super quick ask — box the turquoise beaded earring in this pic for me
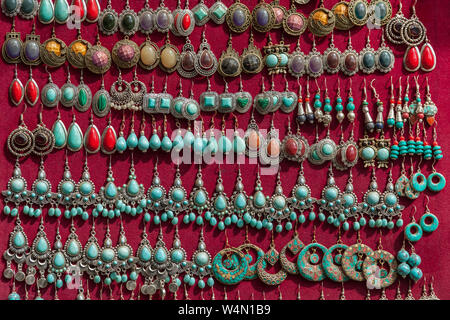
[419,196,439,233]
[187,165,210,226]
[2,158,27,218]
[146,159,166,225]
[289,163,315,225]
[339,170,359,231]
[297,226,327,282]
[166,165,189,225]
[137,113,150,152]
[210,165,231,231]
[267,169,291,233]
[360,167,383,228]
[168,225,187,296]
[119,154,146,218]
[381,166,404,229]
[247,166,270,230]
[26,157,52,219]
[318,164,343,227]
[95,157,119,220]
[56,154,77,220]
[229,165,248,229]
[257,232,287,286]
[46,221,70,293]
[73,155,96,221]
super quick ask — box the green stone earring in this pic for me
[234,75,252,113]
[208,0,227,24]
[280,74,297,114]
[192,0,209,26]
[322,229,349,282]
[92,76,111,117]
[75,69,92,112]
[359,31,376,74]
[38,0,55,24]
[254,76,272,115]
[98,0,118,35]
[199,77,219,112]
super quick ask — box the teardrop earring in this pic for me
[52,107,67,149]
[230,165,249,227]
[139,113,151,152]
[420,36,436,72]
[194,27,218,77]
[177,36,198,78]
[148,115,161,151]
[41,66,61,108]
[247,166,269,230]
[210,165,231,231]
[84,112,101,154]
[9,64,24,106]
[24,66,39,106]
[185,228,215,290]
[38,0,55,24]
[187,165,209,226]
[67,111,83,152]
[119,153,146,217]
[261,115,281,166]
[2,158,27,219]
[126,112,138,150]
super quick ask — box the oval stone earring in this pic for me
[41,66,60,108]
[226,0,251,33]
[359,31,376,74]
[218,34,241,78]
[2,18,22,64]
[60,66,77,108]
[20,22,41,66]
[323,32,341,74]
[98,0,118,35]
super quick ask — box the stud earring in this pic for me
[257,231,287,285]
[226,0,251,33]
[306,36,323,78]
[218,34,241,78]
[75,69,92,112]
[85,33,112,75]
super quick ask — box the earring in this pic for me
[205,115,218,156]
[376,32,395,73]
[244,109,264,158]
[130,68,146,110]
[117,0,138,36]
[346,79,356,123]
[323,32,342,74]
[381,167,403,229]
[2,0,21,16]
[51,109,67,151]
[32,106,55,156]
[172,0,195,37]
[40,27,67,68]
[369,79,385,132]
[252,0,275,33]
[9,64,24,106]
[280,224,304,275]
[226,0,251,33]
[261,116,281,166]
[85,33,112,75]
[332,1,354,30]
[428,277,440,300]
[210,166,231,231]
[20,21,40,66]
[139,36,160,71]
[318,164,342,227]
[283,0,307,36]
[145,115,157,152]
[112,38,140,69]
[24,67,39,106]
[228,165,248,228]
[341,31,358,76]
[67,28,92,69]
[37,0,55,24]
[241,30,264,74]
[183,80,200,120]
[166,165,189,225]
[289,163,315,225]
[401,1,426,47]
[280,74,297,114]
[41,66,60,108]
[385,1,406,44]
[212,231,248,285]
[306,36,323,78]
[209,0,227,25]
[370,0,392,26]
[2,18,22,64]
[186,165,209,226]
[95,157,118,219]
[92,77,111,117]
[257,232,287,285]
[2,158,26,219]
[237,227,264,280]
[218,79,236,114]
[340,170,359,231]
[419,196,439,233]
[98,0,118,34]
[359,31,376,74]
[307,0,335,37]
[404,206,423,243]
[194,27,218,76]
[288,36,306,78]
[297,226,327,282]
[159,33,180,73]
[84,112,101,154]
[348,0,369,26]
[323,229,349,282]
[218,34,241,78]
[192,0,210,26]
[234,76,252,113]
[75,69,92,112]
[59,66,77,108]
[110,69,133,111]
[419,278,428,300]
[119,154,146,217]
[427,161,446,193]
[24,156,52,219]
[177,36,198,78]
[267,169,291,232]
[247,166,269,230]
[360,167,384,228]
[185,228,214,289]
[341,231,374,282]
[420,35,436,72]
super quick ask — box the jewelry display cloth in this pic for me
[0,0,449,300]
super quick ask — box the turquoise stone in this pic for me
[172,134,184,150]
[174,101,183,114]
[52,120,67,148]
[295,186,308,200]
[282,96,294,107]
[367,191,380,205]
[105,182,117,199]
[220,97,232,109]
[35,181,48,195]
[377,148,389,160]
[79,182,92,195]
[147,97,156,109]
[343,194,354,207]
[160,98,171,110]
[375,2,387,20]
[13,232,26,248]
[97,94,107,111]
[186,103,198,116]
[63,87,74,102]
[62,181,74,195]
[46,88,57,102]
[235,193,246,209]
[354,2,367,20]
[38,0,54,23]
[87,244,99,259]
[67,240,80,256]
[127,180,139,196]
[195,190,207,206]
[204,95,215,108]
[53,252,66,268]
[195,252,209,266]
[172,188,185,202]
[254,191,266,207]
[54,0,69,23]
[139,246,151,262]
[325,187,338,201]
[194,7,207,21]
[183,131,195,146]
[218,136,232,153]
[67,123,83,150]
[379,51,392,68]
[101,248,115,262]
[11,178,25,193]
[321,143,333,156]
[138,135,149,151]
[207,137,218,154]
[155,247,167,263]
[150,187,163,200]
[214,195,227,211]
[273,196,285,210]
[116,136,127,152]
[265,54,278,67]
[36,237,48,253]
[279,53,288,66]
[362,147,375,159]
[212,4,227,19]
[233,135,245,154]
[149,133,161,150]
[171,249,184,263]
[117,246,130,260]
[161,136,172,151]
[385,193,397,206]
[36,181,48,195]
[363,52,375,68]
[127,132,138,149]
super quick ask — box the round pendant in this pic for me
[341,243,373,281]
[138,6,155,35]
[159,43,180,73]
[32,125,55,156]
[40,36,67,68]
[322,244,350,282]
[41,81,60,108]
[348,0,369,26]
[67,38,91,69]
[2,31,23,64]
[139,39,160,71]
[218,46,241,78]
[401,18,426,47]
[323,45,342,74]
[363,249,397,288]
[119,8,139,36]
[308,7,336,37]
[85,44,112,74]
[226,2,251,33]
[297,243,328,282]
[7,126,35,157]
[241,41,263,74]
[332,1,354,30]
[21,32,41,66]
[177,39,197,78]
[98,7,118,35]
[283,10,307,36]
[252,2,275,33]
[112,39,140,69]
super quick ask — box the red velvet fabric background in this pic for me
[0,0,449,300]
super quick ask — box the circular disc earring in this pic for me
[7,105,35,158]
[67,28,92,69]
[347,0,369,26]
[297,227,327,282]
[283,0,307,36]
[112,37,140,69]
[226,0,251,33]
[400,2,426,47]
[252,0,275,33]
[419,196,439,233]
[307,0,336,37]
[332,1,354,31]
[218,34,241,78]
[85,33,112,75]
[98,0,118,35]
[40,27,67,68]
[385,0,407,45]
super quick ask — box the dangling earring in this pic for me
[59,66,77,108]
[341,31,358,76]
[288,36,306,78]
[159,33,180,73]
[297,226,327,282]
[20,21,40,66]
[95,156,119,219]
[26,156,52,218]
[323,32,341,74]
[252,0,275,33]
[323,228,349,282]
[419,278,429,300]
[37,0,55,24]
[281,117,309,162]
[360,167,383,228]
[235,75,252,113]
[210,165,231,231]
[280,222,304,275]
[126,112,138,150]
[376,32,395,73]
[428,277,440,300]
[254,76,272,115]
[2,158,26,219]
[283,0,307,36]
[359,30,376,74]
[172,0,195,37]
[348,0,369,26]
[385,0,407,44]
[2,18,22,64]
[341,231,374,282]
[226,0,251,33]
[420,35,436,72]
[307,0,335,37]
[118,0,138,36]
[280,74,297,113]
[192,0,210,26]
[247,166,268,230]
[261,115,281,166]
[115,111,127,153]
[139,36,160,71]
[400,0,426,47]
[229,165,248,228]
[73,155,96,220]
[245,109,264,158]
[241,29,264,74]
[257,231,287,286]
[98,0,118,34]
[231,114,245,156]
[166,165,189,225]
[208,0,227,25]
[67,28,92,69]
[185,228,215,290]
[187,165,210,226]
[267,169,290,233]
[85,33,112,75]
[119,153,146,217]
[92,75,111,117]
[177,36,198,78]
[46,221,69,294]
[75,69,92,112]
[346,78,356,123]
[194,27,218,76]
[172,79,186,119]
[32,105,55,156]
[306,36,323,78]
[218,34,241,78]
[9,64,24,106]
[84,112,101,154]
[289,162,315,225]
[381,166,403,229]
[40,26,67,68]
[148,115,160,152]
[25,66,39,106]
[318,164,342,227]
[7,105,35,157]
[332,1,354,30]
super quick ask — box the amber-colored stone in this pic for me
[267,140,280,157]
[140,45,157,66]
[161,47,177,69]
[45,40,61,56]
[72,41,87,56]
[334,3,348,16]
[313,10,328,26]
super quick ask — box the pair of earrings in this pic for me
[253,75,297,115]
[396,237,423,282]
[9,65,39,106]
[263,34,290,75]
[110,68,146,112]
[347,0,392,27]
[98,0,139,36]
[2,0,39,20]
